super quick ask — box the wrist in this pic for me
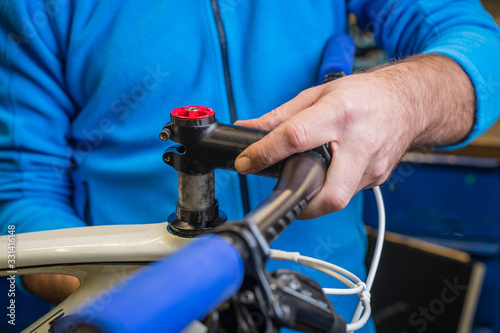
[366,64,428,147]
[369,54,475,147]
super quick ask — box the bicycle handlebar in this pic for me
[54,235,244,333]
[248,150,327,243]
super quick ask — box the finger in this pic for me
[23,274,80,305]
[235,99,339,174]
[234,117,272,130]
[359,169,392,191]
[299,145,368,219]
[235,86,322,131]
[357,149,402,191]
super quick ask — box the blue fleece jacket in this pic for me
[1,1,499,332]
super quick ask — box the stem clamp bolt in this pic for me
[159,128,172,141]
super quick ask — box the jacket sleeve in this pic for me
[348,0,500,149]
[0,1,86,234]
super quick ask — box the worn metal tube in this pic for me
[178,171,215,211]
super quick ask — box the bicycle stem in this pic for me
[160,106,329,239]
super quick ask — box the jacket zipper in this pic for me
[210,0,251,215]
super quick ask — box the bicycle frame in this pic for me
[0,222,189,332]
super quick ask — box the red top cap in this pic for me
[171,106,215,119]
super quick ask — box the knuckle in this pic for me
[269,108,279,118]
[369,162,388,180]
[379,171,392,185]
[284,122,308,150]
[367,170,391,188]
[373,178,386,187]
[325,189,351,211]
[268,108,281,126]
[258,146,273,166]
[330,92,354,124]
[258,108,281,130]
[367,178,384,189]
[323,105,351,135]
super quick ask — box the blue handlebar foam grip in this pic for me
[318,33,355,80]
[73,234,244,333]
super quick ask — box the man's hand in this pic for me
[23,274,80,305]
[235,54,474,219]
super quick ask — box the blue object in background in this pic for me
[363,158,500,332]
[318,33,356,80]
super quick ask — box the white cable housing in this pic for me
[270,186,385,333]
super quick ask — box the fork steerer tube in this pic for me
[178,172,215,211]
[168,171,223,236]
[169,170,225,236]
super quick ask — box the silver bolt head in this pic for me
[159,129,172,141]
